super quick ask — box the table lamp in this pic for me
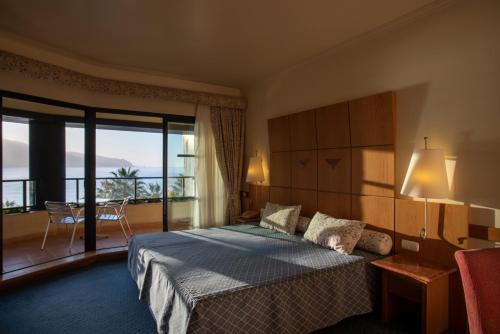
[400,137,449,239]
[246,155,264,184]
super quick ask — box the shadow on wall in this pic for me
[395,83,430,189]
[452,132,500,229]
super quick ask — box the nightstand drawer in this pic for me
[386,272,421,303]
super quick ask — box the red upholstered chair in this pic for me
[455,248,500,334]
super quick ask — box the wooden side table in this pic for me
[371,255,457,334]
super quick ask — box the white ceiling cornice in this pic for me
[0,30,242,97]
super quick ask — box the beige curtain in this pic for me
[210,106,245,224]
[192,105,226,228]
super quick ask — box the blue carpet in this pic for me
[0,261,420,334]
[0,261,157,334]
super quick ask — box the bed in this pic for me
[128,224,382,334]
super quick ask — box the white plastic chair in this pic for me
[43,201,84,252]
[96,197,133,242]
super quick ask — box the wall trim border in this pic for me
[0,50,246,109]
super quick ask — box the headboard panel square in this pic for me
[352,195,395,239]
[269,152,291,187]
[289,110,317,150]
[318,148,351,193]
[291,150,318,190]
[317,192,351,220]
[269,187,291,205]
[351,146,395,197]
[291,189,318,217]
[316,102,350,149]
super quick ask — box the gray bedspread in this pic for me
[128,225,381,334]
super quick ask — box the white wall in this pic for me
[244,0,500,232]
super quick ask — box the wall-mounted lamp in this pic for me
[400,137,449,239]
[246,154,265,185]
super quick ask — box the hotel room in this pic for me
[0,0,499,333]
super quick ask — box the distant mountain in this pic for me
[3,139,133,168]
[3,140,28,168]
[67,152,133,168]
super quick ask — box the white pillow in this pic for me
[304,212,366,255]
[356,229,393,255]
[260,202,301,235]
[296,216,311,233]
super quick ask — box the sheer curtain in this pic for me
[192,105,226,228]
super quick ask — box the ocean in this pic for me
[3,166,187,206]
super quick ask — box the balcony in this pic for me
[2,176,195,273]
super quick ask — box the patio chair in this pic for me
[43,201,84,252]
[96,197,133,242]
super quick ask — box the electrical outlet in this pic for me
[401,239,420,252]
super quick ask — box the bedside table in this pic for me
[371,255,457,334]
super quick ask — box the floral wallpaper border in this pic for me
[0,50,246,110]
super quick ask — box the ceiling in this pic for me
[0,0,439,87]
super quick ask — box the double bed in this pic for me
[128,224,381,334]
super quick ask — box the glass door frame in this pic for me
[0,90,195,272]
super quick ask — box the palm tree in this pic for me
[3,200,17,208]
[168,174,185,198]
[97,167,145,200]
[145,182,162,199]
[110,167,139,179]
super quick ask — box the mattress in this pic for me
[128,224,382,334]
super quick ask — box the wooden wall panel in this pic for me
[469,224,500,242]
[351,146,395,197]
[248,184,269,211]
[349,92,395,147]
[316,102,350,148]
[318,148,350,193]
[291,189,317,217]
[269,187,291,205]
[291,150,317,190]
[289,110,317,150]
[268,116,290,152]
[395,199,469,268]
[318,192,351,219]
[270,152,291,187]
[352,195,395,238]
[260,92,398,245]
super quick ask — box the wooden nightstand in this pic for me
[371,255,457,334]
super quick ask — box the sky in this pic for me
[3,121,188,168]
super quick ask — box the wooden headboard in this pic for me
[249,91,472,332]
[251,91,397,240]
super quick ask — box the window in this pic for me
[2,117,32,211]
[167,122,195,231]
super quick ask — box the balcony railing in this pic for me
[2,179,37,213]
[2,176,195,213]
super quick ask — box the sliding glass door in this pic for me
[1,97,86,273]
[167,121,195,231]
[94,112,164,250]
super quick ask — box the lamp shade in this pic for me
[246,156,264,184]
[401,149,449,199]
